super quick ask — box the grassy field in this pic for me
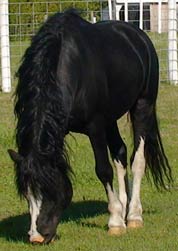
[0,84,178,251]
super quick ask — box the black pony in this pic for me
[9,9,172,244]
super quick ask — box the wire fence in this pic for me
[0,0,178,92]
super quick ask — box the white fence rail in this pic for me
[168,0,178,84]
[0,0,11,92]
[0,0,178,92]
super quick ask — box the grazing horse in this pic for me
[8,9,172,244]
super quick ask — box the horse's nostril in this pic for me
[43,233,49,236]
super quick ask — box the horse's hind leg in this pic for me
[88,118,126,235]
[127,98,150,228]
[106,122,129,223]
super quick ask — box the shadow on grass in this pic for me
[0,213,29,243]
[0,200,107,243]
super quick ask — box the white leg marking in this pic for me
[107,183,126,229]
[27,188,43,241]
[114,160,127,220]
[127,137,145,223]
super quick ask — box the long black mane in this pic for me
[15,11,75,200]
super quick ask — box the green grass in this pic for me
[0,84,178,251]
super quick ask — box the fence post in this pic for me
[158,0,162,34]
[124,0,128,22]
[0,0,11,92]
[139,0,143,29]
[108,0,113,20]
[168,0,178,85]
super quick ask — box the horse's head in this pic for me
[8,149,73,244]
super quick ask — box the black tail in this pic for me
[130,98,172,190]
[134,31,172,189]
[144,111,172,189]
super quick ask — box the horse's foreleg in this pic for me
[106,122,129,227]
[88,118,126,235]
[114,159,128,221]
[106,183,126,235]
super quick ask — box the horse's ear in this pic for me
[8,149,23,164]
